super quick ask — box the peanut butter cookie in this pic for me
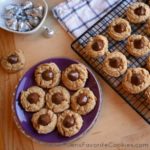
[126,34,150,57]
[122,68,150,94]
[57,110,83,137]
[1,50,25,73]
[108,18,131,41]
[62,63,88,91]
[46,86,70,113]
[31,108,57,134]
[35,63,61,89]
[102,51,128,77]
[144,86,150,103]
[145,18,150,35]
[86,35,108,58]
[146,56,150,71]
[126,2,150,24]
[20,86,45,112]
[71,88,97,115]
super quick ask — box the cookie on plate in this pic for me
[122,68,150,94]
[102,51,128,77]
[57,110,83,137]
[71,88,97,115]
[20,86,45,112]
[144,86,150,103]
[35,63,61,89]
[126,2,150,24]
[86,35,108,58]
[62,63,88,91]
[31,108,57,134]
[126,34,150,57]
[108,18,131,41]
[46,86,70,113]
[1,50,25,73]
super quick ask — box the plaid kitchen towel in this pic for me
[52,0,121,38]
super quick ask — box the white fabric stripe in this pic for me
[52,0,120,38]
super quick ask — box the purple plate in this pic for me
[12,57,102,144]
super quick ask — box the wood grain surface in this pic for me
[0,1,150,150]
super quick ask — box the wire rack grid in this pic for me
[71,0,150,124]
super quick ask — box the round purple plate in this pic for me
[12,57,102,144]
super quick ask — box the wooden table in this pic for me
[0,1,150,150]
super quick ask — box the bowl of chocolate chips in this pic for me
[0,0,48,34]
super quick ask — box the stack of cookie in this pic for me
[86,2,150,103]
[20,63,97,137]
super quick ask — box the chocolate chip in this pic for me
[68,70,79,81]
[92,40,104,51]
[109,57,121,68]
[38,114,51,126]
[63,115,75,128]
[134,6,146,16]
[114,23,126,33]
[42,70,53,81]
[77,93,88,106]
[134,39,144,49]
[52,93,64,104]
[27,93,39,104]
[7,54,19,64]
[131,73,143,86]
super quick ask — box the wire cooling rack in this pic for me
[71,0,150,124]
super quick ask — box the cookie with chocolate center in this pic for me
[1,50,25,73]
[57,110,83,137]
[71,88,97,115]
[122,68,150,94]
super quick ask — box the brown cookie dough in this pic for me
[20,86,45,112]
[57,110,83,137]
[102,51,128,77]
[126,34,150,57]
[126,2,150,24]
[108,18,131,41]
[35,63,61,89]
[46,86,70,113]
[146,56,150,71]
[62,63,88,91]
[31,108,57,134]
[71,88,97,115]
[144,86,150,103]
[86,35,108,58]
[1,50,25,73]
[122,68,150,94]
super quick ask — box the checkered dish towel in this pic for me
[52,0,121,38]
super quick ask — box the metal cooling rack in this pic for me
[71,0,150,124]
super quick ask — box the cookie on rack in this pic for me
[31,108,57,134]
[62,63,88,91]
[102,51,128,77]
[122,68,150,94]
[86,35,108,58]
[126,34,150,57]
[108,17,131,41]
[35,63,61,89]
[71,88,97,115]
[144,86,150,103]
[46,86,70,113]
[146,56,150,71]
[57,110,83,137]
[145,18,150,35]
[126,2,150,24]
[20,86,45,112]
[1,50,25,73]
